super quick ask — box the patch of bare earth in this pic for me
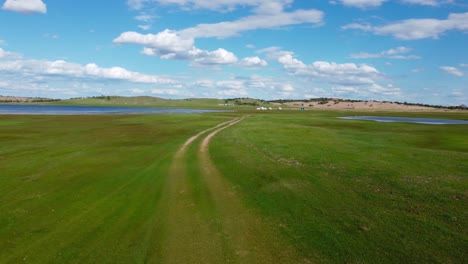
[273,100,448,111]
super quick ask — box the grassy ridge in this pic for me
[0,111,467,263]
[211,111,468,263]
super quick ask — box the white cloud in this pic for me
[179,9,323,39]
[337,0,451,8]
[350,46,421,59]
[188,74,285,98]
[114,30,238,65]
[440,66,464,76]
[134,14,155,22]
[127,0,145,10]
[400,0,441,6]
[130,88,145,94]
[277,54,306,69]
[0,58,175,84]
[2,0,46,14]
[0,39,6,45]
[338,0,386,8]
[138,25,151,31]
[0,48,20,59]
[190,48,238,65]
[342,23,373,31]
[128,0,293,13]
[118,1,323,68]
[282,84,294,91]
[273,50,400,100]
[152,89,193,96]
[193,79,215,88]
[459,63,468,68]
[238,56,268,69]
[343,12,468,40]
[114,30,194,55]
[125,1,323,39]
[0,48,7,58]
[217,89,248,97]
[257,46,294,60]
[135,14,155,31]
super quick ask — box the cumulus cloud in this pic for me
[191,48,238,65]
[0,48,8,58]
[189,74,287,98]
[278,53,380,87]
[256,46,294,60]
[238,56,268,69]
[0,58,175,84]
[0,48,21,59]
[343,12,468,40]
[118,1,323,68]
[440,66,464,76]
[114,30,238,65]
[114,30,194,55]
[2,0,47,14]
[272,49,400,99]
[350,46,421,59]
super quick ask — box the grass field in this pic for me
[0,110,467,263]
[42,96,271,110]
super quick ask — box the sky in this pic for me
[0,0,467,105]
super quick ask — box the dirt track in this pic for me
[158,116,309,263]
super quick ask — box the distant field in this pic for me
[42,96,271,110]
[0,110,467,263]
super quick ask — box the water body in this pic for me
[339,116,468,125]
[0,104,220,115]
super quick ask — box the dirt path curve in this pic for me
[158,116,310,263]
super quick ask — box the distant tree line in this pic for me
[69,95,113,101]
[0,96,60,103]
[225,97,267,106]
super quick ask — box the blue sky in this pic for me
[0,0,467,105]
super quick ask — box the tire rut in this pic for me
[158,117,243,263]
[159,116,310,263]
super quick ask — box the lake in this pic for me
[339,116,468,125]
[0,104,220,115]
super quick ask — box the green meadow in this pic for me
[0,110,467,263]
[43,96,271,109]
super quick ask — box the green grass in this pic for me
[39,96,271,110]
[0,113,236,263]
[210,111,468,263]
[0,110,467,263]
